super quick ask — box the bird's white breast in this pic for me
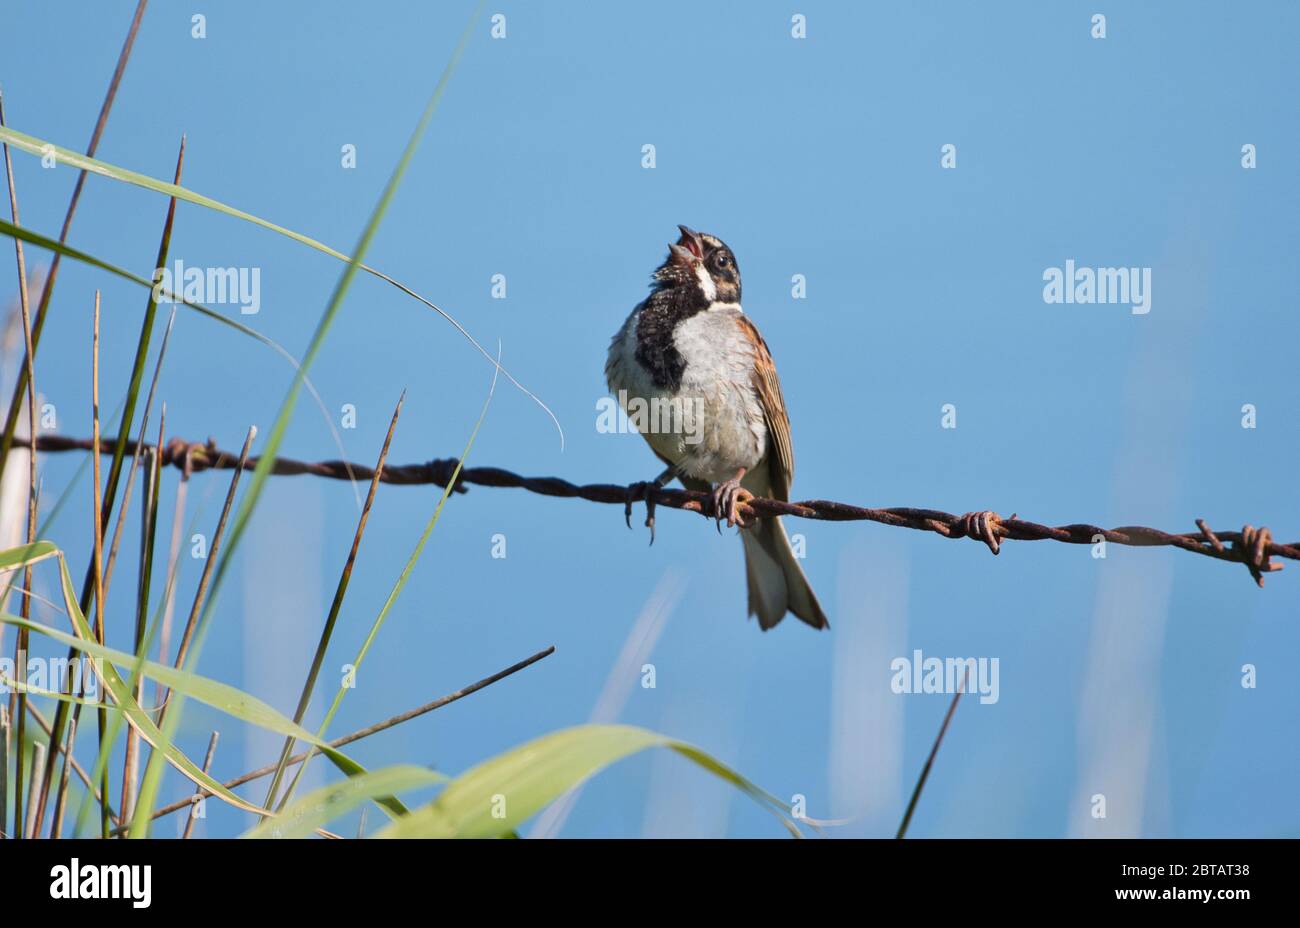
[606,301,767,484]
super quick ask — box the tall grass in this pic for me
[0,1,807,840]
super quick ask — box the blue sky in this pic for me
[1,0,1296,837]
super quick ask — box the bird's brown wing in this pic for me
[736,314,794,502]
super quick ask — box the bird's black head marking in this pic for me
[636,225,743,391]
[650,225,742,305]
[634,223,738,389]
[698,233,740,304]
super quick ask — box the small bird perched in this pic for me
[606,225,828,631]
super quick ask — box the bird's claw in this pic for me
[623,480,659,545]
[711,478,753,530]
[645,494,658,545]
[623,485,638,530]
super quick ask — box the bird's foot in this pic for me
[623,477,670,545]
[711,473,752,531]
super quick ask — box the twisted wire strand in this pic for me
[17,433,1296,586]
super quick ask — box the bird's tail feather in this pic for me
[741,515,828,631]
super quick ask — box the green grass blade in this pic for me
[0,674,103,707]
[0,542,384,823]
[78,478,203,837]
[95,142,182,615]
[242,765,446,840]
[0,218,267,341]
[373,724,802,839]
[0,396,121,606]
[0,612,338,750]
[176,0,482,653]
[261,393,404,815]
[279,345,500,810]
[0,218,350,458]
[0,123,349,260]
[0,542,278,817]
[129,2,483,833]
[17,713,105,826]
[0,610,363,765]
[0,99,564,447]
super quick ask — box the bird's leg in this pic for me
[624,464,680,545]
[711,468,751,532]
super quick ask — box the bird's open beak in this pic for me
[670,225,704,266]
[668,243,695,267]
[676,225,704,260]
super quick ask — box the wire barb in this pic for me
[16,434,1300,587]
[956,510,1005,556]
[1234,524,1280,587]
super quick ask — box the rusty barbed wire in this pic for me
[15,433,1298,586]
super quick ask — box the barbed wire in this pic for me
[15,433,1298,586]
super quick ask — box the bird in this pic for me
[605,225,828,631]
